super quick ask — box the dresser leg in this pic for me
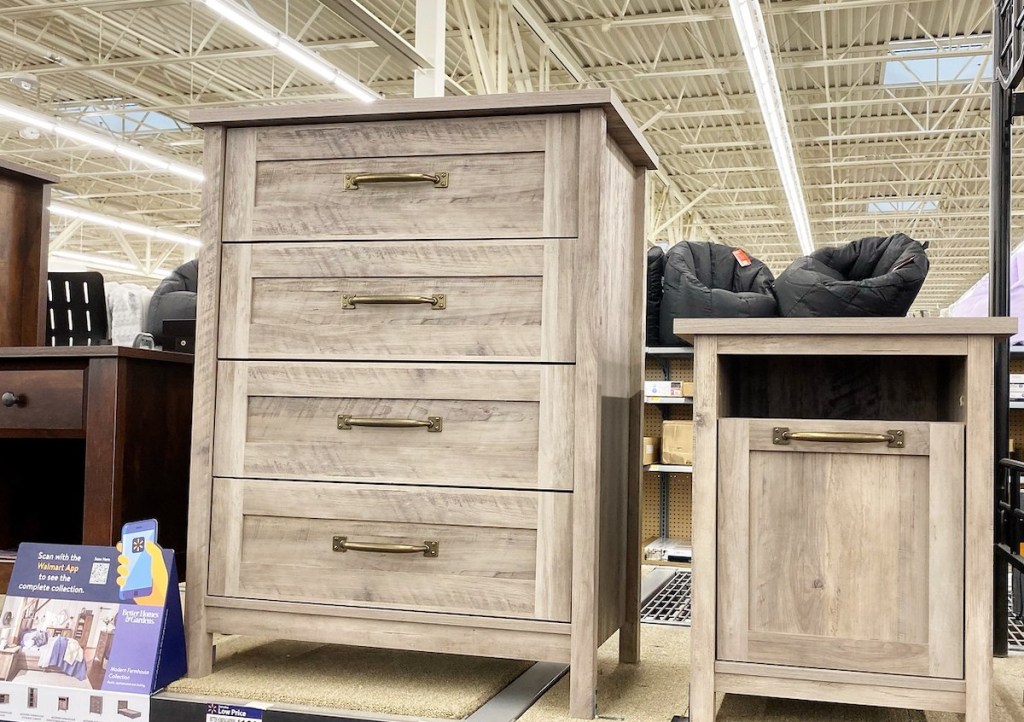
[568,667,597,719]
[186,629,214,677]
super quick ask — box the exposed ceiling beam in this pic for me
[511,0,589,84]
[319,0,433,70]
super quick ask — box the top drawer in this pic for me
[222,115,579,241]
[0,368,84,432]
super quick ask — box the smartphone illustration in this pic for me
[119,519,158,601]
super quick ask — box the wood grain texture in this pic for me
[212,361,573,490]
[595,135,639,650]
[717,419,964,677]
[543,113,579,238]
[0,174,48,346]
[619,166,646,664]
[254,116,549,160]
[714,335,963,357]
[689,336,719,722]
[206,604,572,664]
[714,660,966,693]
[714,672,966,713]
[716,419,749,663]
[677,317,1017,340]
[0,369,84,430]
[188,89,659,170]
[207,478,571,621]
[964,336,994,722]
[185,125,227,677]
[246,152,566,241]
[219,239,575,362]
[568,108,604,720]
[221,128,256,242]
[928,422,965,679]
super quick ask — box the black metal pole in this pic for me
[991,68,1012,658]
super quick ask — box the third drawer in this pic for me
[213,361,574,490]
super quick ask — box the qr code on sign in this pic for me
[89,562,110,584]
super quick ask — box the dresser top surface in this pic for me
[189,89,658,170]
[0,345,193,363]
[676,317,1017,340]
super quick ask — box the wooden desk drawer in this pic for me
[208,477,572,621]
[213,361,573,490]
[219,240,575,362]
[0,369,84,431]
[222,115,578,241]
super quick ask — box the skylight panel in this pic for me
[883,36,993,86]
[866,199,939,213]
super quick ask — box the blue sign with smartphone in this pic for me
[0,520,185,722]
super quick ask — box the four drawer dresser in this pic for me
[187,90,657,718]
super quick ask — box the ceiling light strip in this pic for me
[199,0,380,103]
[50,251,169,280]
[50,202,202,248]
[728,0,814,255]
[0,101,203,183]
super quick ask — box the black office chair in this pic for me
[46,272,109,346]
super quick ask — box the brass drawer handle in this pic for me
[338,415,443,432]
[773,427,905,448]
[344,172,449,189]
[333,536,439,557]
[342,293,446,310]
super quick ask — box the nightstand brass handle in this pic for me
[338,415,443,432]
[773,427,904,448]
[342,293,446,310]
[333,536,439,557]
[344,172,449,189]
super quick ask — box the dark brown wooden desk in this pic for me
[0,347,193,589]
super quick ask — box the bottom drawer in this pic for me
[208,478,572,622]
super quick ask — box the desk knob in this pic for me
[1,392,23,408]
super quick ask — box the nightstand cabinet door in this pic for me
[717,418,965,679]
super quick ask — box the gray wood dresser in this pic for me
[187,90,657,718]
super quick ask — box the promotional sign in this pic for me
[0,531,184,722]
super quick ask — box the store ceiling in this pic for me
[0,0,1008,311]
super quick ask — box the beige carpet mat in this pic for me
[167,635,532,719]
[522,625,1024,722]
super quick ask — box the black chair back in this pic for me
[46,272,108,346]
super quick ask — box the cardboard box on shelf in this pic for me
[661,420,694,465]
[643,437,661,465]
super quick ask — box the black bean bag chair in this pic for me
[774,233,929,317]
[646,246,665,346]
[145,259,198,336]
[658,241,778,346]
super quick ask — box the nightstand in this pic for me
[0,646,21,681]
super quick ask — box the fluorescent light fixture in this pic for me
[0,100,203,183]
[727,0,814,255]
[50,251,171,281]
[50,202,202,248]
[199,0,380,103]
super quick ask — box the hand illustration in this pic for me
[116,541,169,607]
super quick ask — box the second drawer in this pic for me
[219,240,575,362]
[208,477,572,621]
[213,361,574,490]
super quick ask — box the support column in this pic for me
[414,0,446,98]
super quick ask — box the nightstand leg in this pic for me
[568,664,597,719]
